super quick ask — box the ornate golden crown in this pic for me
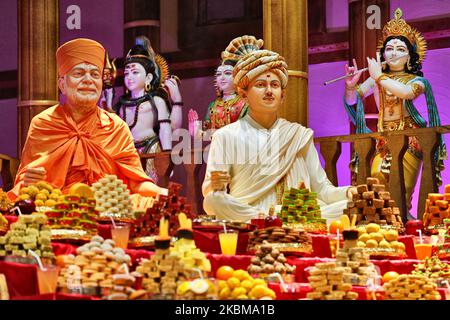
[378,8,427,63]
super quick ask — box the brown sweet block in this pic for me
[352,193,360,201]
[365,214,377,222]
[429,206,440,214]
[392,207,400,215]
[349,207,358,215]
[363,206,376,215]
[378,191,391,200]
[385,215,395,223]
[387,200,396,208]
[373,199,384,209]
[428,193,444,202]
[371,184,385,193]
[357,185,369,194]
[378,220,387,225]
[366,177,380,186]
[381,207,393,215]
[436,200,448,209]
[362,191,375,200]
[356,200,366,209]
[396,215,403,223]
[445,185,450,194]
[439,211,449,219]
[347,201,355,208]
[356,214,363,222]
[444,193,450,201]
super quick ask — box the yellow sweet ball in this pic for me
[34,199,45,207]
[366,223,381,233]
[219,287,231,299]
[250,285,268,299]
[35,193,48,201]
[390,241,405,251]
[369,232,384,242]
[357,226,367,237]
[231,287,247,299]
[39,189,50,196]
[357,241,366,248]
[252,279,267,288]
[366,239,379,248]
[19,187,30,195]
[241,280,254,292]
[45,199,56,207]
[52,189,62,195]
[233,269,251,281]
[385,229,398,242]
[218,280,227,291]
[378,239,391,249]
[27,186,40,197]
[18,194,30,200]
[227,277,240,289]
[237,294,249,300]
[358,233,371,243]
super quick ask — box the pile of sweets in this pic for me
[423,185,450,230]
[170,213,211,272]
[279,182,327,233]
[247,240,295,276]
[0,188,12,214]
[356,223,405,253]
[17,181,63,207]
[217,268,276,300]
[306,262,358,300]
[103,274,148,300]
[412,256,450,280]
[344,177,403,229]
[131,183,193,241]
[335,230,378,286]
[45,183,98,238]
[135,218,190,299]
[0,214,53,259]
[57,236,131,294]
[176,278,218,300]
[91,175,134,221]
[383,274,441,300]
[248,226,312,254]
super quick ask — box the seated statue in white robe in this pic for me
[202,35,356,224]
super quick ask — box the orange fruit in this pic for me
[329,220,344,234]
[382,271,400,283]
[216,266,235,281]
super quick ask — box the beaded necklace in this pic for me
[118,93,151,129]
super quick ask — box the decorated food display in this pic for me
[247,241,296,279]
[248,226,312,255]
[306,262,358,300]
[355,223,406,257]
[343,177,404,231]
[45,183,98,241]
[56,236,131,295]
[129,183,194,247]
[91,175,134,222]
[215,266,276,300]
[0,213,54,261]
[279,182,327,233]
[422,185,450,232]
[383,274,441,300]
[17,181,63,208]
[412,257,450,285]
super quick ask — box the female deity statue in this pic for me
[343,8,446,215]
[188,35,263,137]
[113,37,182,182]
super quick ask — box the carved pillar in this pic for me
[124,0,160,54]
[348,0,390,132]
[17,0,59,156]
[263,0,308,126]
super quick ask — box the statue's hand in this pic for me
[164,77,182,103]
[345,58,361,88]
[211,171,230,192]
[367,53,383,82]
[188,109,200,137]
[24,167,47,186]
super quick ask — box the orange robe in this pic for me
[8,104,155,200]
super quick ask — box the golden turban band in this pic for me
[233,49,289,90]
[56,38,106,76]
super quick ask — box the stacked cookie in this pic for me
[57,236,131,294]
[247,241,295,276]
[344,177,403,228]
[0,214,54,260]
[103,274,148,300]
[335,247,377,286]
[423,186,450,229]
[136,247,189,298]
[279,183,327,231]
[306,262,358,300]
[383,274,441,300]
[91,175,133,221]
[249,226,311,246]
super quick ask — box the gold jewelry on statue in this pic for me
[145,82,151,92]
[407,57,412,71]
[410,82,423,98]
[375,74,389,85]
[377,8,427,63]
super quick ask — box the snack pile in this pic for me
[247,241,296,277]
[383,274,441,300]
[423,185,450,230]
[248,226,312,255]
[17,181,63,207]
[356,223,405,256]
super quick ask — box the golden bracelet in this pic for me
[410,83,423,98]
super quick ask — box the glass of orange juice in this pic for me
[414,237,433,260]
[111,223,131,249]
[218,230,238,255]
[37,265,60,294]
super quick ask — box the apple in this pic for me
[14,199,36,215]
